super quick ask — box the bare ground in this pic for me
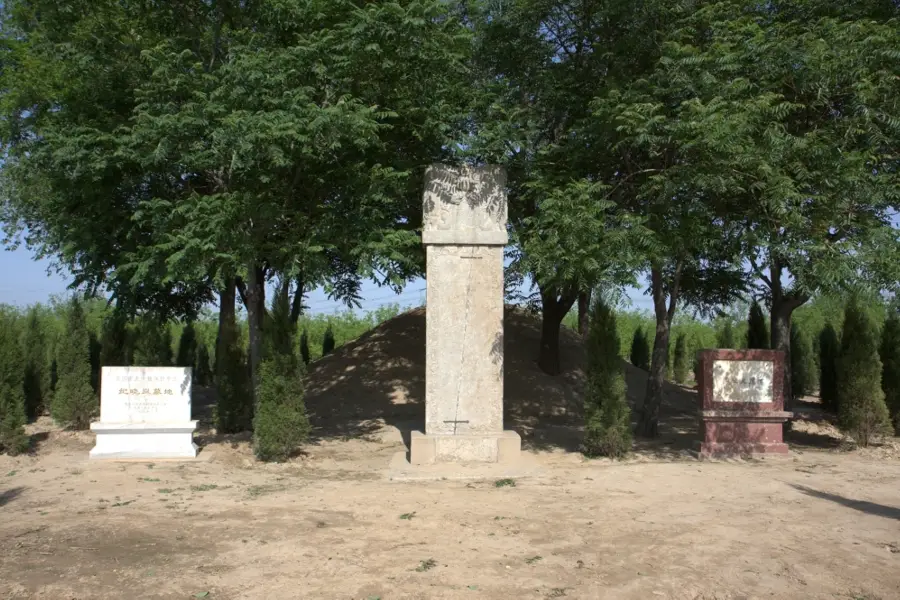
[2,309,900,600]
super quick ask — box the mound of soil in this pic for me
[304,306,698,441]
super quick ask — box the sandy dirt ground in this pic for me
[2,310,900,599]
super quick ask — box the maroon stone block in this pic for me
[694,350,792,459]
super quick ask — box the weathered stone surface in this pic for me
[422,164,508,246]
[90,366,198,460]
[411,163,520,465]
[712,360,774,404]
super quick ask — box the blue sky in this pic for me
[0,244,655,314]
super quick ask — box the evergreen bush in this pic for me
[253,288,311,461]
[322,323,336,356]
[195,342,213,386]
[819,324,840,412]
[21,308,47,420]
[215,319,253,433]
[52,300,96,430]
[672,333,690,384]
[0,314,29,455]
[99,308,130,367]
[790,323,813,399]
[880,313,900,433]
[176,322,198,369]
[629,328,651,371]
[837,298,891,447]
[583,300,631,458]
[132,315,173,366]
[717,320,736,349]
[300,329,311,365]
[746,301,770,349]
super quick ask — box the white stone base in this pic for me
[409,430,520,464]
[89,421,199,460]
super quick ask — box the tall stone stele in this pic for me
[410,164,521,464]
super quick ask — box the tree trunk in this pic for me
[769,260,808,409]
[215,276,236,378]
[577,290,591,342]
[245,263,266,397]
[537,284,578,376]
[290,272,305,325]
[636,262,682,438]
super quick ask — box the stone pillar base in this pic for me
[694,441,790,459]
[410,430,521,465]
[695,410,792,459]
[89,422,199,459]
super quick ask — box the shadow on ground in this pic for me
[0,487,25,507]
[791,484,900,520]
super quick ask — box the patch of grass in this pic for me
[158,488,174,494]
[146,463,155,469]
[140,477,161,483]
[399,512,416,520]
[6,470,17,477]
[191,484,218,492]
[111,500,135,508]
[68,469,83,476]
[415,558,437,572]
[546,588,568,598]
[39,511,48,516]
[494,478,516,488]
[525,555,543,565]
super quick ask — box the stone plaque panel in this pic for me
[712,360,774,404]
[422,164,508,245]
[99,366,192,423]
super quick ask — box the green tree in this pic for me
[253,282,310,461]
[21,307,47,420]
[819,324,840,412]
[837,298,891,447]
[52,300,96,430]
[300,329,311,366]
[322,324,336,357]
[629,328,651,372]
[880,313,900,433]
[583,299,631,458]
[0,313,29,454]
[672,333,690,385]
[746,301,770,350]
[132,315,172,367]
[790,323,813,399]
[717,321,736,349]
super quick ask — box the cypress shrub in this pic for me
[132,315,172,366]
[672,333,690,384]
[21,308,47,420]
[322,323,335,356]
[629,328,650,371]
[819,324,840,412]
[790,323,814,399]
[99,308,130,367]
[176,322,198,370]
[836,298,891,447]
[583,300,631,458]
[195,342,213,386]
[880,314,900,433]
[746,301,770,349]
[89,331,102,394]
[214,319,253,433]
[717,320,736,349]
[253,288,310,461]
[52,299,96,430]
[300,329,311,365]
[0,314,29,455]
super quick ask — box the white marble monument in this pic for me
[90,366,198,459]
[409,164,521,464]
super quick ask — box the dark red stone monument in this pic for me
[695,349,792,458]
